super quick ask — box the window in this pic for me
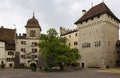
[35,55,37,58]
[21,41,26,45]
[31,42,37,47]
[69,35,71,38]
[7,58,14,62]
[75,33,77,36]
[91,17,94,20]
[30,30,36,37]
[32,48,37,53]
[82,42,91,48]
[108,41,110,45]
[97,15,100,18]
[1,61,4,64]
[95,41,101,47]
[8,51,14,55]
[69,43,71,47]
[74,42,78,46]
[21,55,25,58]
[21,48,26,52]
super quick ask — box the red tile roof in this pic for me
[0,27,16,50]
[75,2,120,24]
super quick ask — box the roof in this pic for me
[75,2,120,24]
[5,42,15,50]
[0,27,16,50]
[60,29,78,36]
[0,27,15,41]
[25,16,42,31]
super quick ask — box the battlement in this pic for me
[16,33,26,39]
[60,26,78,36]
[16,33,26,37]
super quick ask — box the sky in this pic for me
[0,0,119,35]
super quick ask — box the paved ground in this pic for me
[99,68,120,74]
[0,68,120,78]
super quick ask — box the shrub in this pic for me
[44,67,50,72]
[20,63,26,68]
[0,64,5,68]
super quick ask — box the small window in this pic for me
[35,55,37,58]
[8,52,14,55]
[74,42,78,46]
[21,41,26,45]
[95,41,101,47]
[30,30,36,37]
[97,15,100,18]
[21,48,26,52]
[82,42,91,48]
[91,18,94,20]
[75,33,77,36]
[69,43,71,47]
[108,41,110,45]
[31,42,37,47]
[32,48,37,53]
[69,35,71,38]
[21,55,24,58]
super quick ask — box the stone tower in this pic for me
[75,2,120,68]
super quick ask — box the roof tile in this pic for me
[75,2,120,24]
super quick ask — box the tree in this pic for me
[39,28,80,70]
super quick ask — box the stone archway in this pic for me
[30,63,36,68]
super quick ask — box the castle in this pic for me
[60,2,120,68]
[0,2,120,68]
[0,15,41,68]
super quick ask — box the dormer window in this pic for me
[97,15,100,18]
[91,17,94,20]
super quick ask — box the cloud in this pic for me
[0,0,119,34]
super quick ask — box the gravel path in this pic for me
[0,68,120,78]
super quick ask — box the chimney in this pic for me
[82,9,86,16]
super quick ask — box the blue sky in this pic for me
[0,0,119,35]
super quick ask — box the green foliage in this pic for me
[43,67,50,72]
[59,37,68,44]
[20,63,26,68]
[39,28,80,71]
[0,64,5,68]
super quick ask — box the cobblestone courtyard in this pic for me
[0,69,120,78]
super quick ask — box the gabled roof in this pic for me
[75,2,120,24]
[0,27,16,50]
[0,27,15,41]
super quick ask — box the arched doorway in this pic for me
[30,63,36,68]
[9,63,13,67]
[81,63,85,68]
[1,61,4,64]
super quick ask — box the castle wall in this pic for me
[77,14,119,68]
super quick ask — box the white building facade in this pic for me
[0,41,6,66]
[16,15,41,68]
[60,27,78,49]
